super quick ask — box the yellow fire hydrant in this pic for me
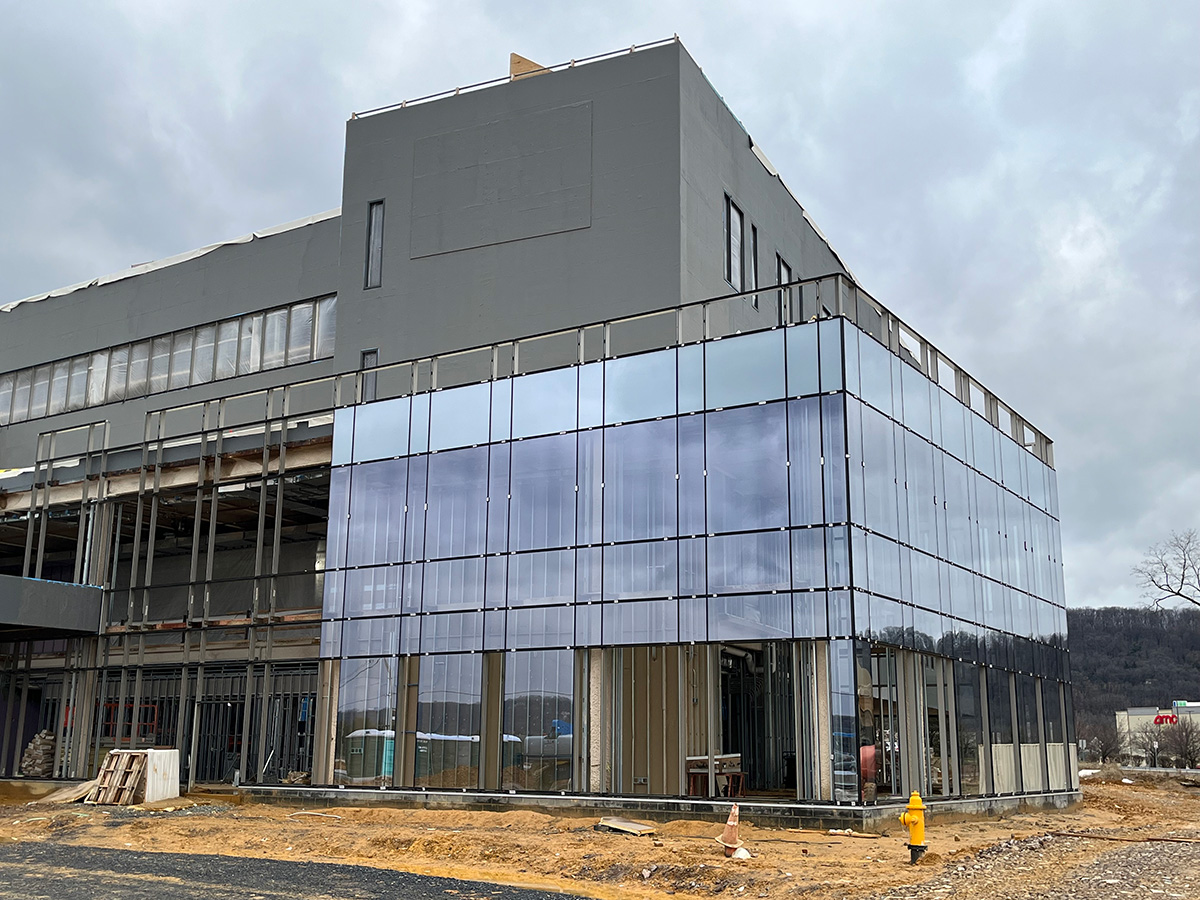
[898,791,927,864]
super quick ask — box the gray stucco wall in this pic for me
[678,47,848,302]
[0,218,342,469]
[334,42,685,371]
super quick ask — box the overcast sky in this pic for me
[1,2,1196,609]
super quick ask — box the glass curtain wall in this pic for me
[313,317,1070,804]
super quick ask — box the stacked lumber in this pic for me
[19,730,56,777]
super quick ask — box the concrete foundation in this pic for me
[238,784,1082,831]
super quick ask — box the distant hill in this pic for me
[1067,606,1200,720]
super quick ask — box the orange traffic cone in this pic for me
[715,803,744,856]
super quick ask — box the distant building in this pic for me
[1116,701,1200,765]
[0,38,1073,816]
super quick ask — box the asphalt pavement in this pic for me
[0,843,590,900]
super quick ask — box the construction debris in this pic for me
[36,779,97,804]
[85,751,148,805]
[19,731,56,777]
[594,816,657,836]
[281,771,311,785]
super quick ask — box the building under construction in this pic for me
[0,39,1077,817]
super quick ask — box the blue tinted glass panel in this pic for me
[485,556,507,609]
[509,433,576,551]
[793,591,827,638]
[406,393,428,455]
[420,611,483,653]
[422,558,485,612]
[332,407,354,465]
[403,457,428,562]
[606,349,676,423]
[786,323,819,397]
[347,460,407,567]
[860,404,899,537]
[707,531,790,594]
[425,446,488,558]
[818,318,843,391]
[603,541,678,600]
[678,345,704,413]
[971,413,996,479]
[678,415,706,535]
[341,616,400,658]
[706,404,789,533]
[791,528,826,589]
[491,379,512,441]
[867,533,902,599]
[787,397,823,525]
[603,599,679,645]
[507,606,574,649]
[327,467,351,570]
[507,550,576,607]
[429,382,490,451]
[577,430,603,545]
[680,596,707,642]
[679,537,706,596]
[705,330,785,409]
[821,394,847,523]
[512,367,577,438]
[870,595,904,645]
[709,594,792,641]
[900,364,932,439]
[353,397,410,463]
[322,569,345,621]
[827,526,850,587]
[604,419,677,542]
[344,565,402,617]
[576,546,602,603]
[579,362,603,429]
[486,443,510,553]
[858,334,893,415]
[575,604,601,646]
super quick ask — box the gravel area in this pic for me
[864,832,1200,899]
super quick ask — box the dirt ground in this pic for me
[1,770,1198,899]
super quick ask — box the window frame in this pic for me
[364,200,385,290]
[724,194,744,293]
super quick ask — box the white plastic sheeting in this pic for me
[1,209,340,314]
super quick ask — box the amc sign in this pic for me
[1154,714,1179,725]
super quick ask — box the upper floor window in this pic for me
[747,225,759,309]
[365,200,385,289]
[724,195,744,292]
[777,255,792,308]
[0,295,336,427]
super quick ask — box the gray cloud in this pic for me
[1,1,1195,608]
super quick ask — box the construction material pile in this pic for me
[19,730,56,777]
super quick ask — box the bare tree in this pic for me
[1161,717,1200,770]
[1129,723,1164,767]
[1079,714,1125,764]
[1133,529,1200,609]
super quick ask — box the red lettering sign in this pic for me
[1153,714,1179,725]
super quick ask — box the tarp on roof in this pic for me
[1,208,341,315]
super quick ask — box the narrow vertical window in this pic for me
[777,254,793,310]
[747,225,759,308]
[365,200,385,289]
[724,195,743,292]
[361,349,378,402]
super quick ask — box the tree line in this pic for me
[1069,606,1200,766]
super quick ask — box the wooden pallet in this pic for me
[85,751,147,805]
